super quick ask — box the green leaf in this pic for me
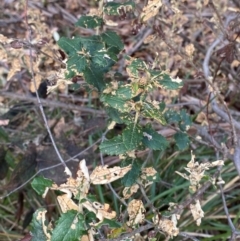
[31,176,53,196]
[158,73,183,90]
[145,171,160,184]
[58,37,82,56]
[104,1,135,15]
[164,109,181,123]
[174,132,189,150]
[159,102,166,112]
[165,109,192,131]
[106,107,134,124]
[83,65,105,91]
[75,15,103,29]
[116,85,133,99]
[122,123,143,150]
[101,94,132,113]
[30,208,50,241]
[106,107,124,123]
[142,102,166,125]
[0,127,8,141]
[100,135,127,155]
[65,69,76,79]
[179,110,192,131]
[0,126,9,141]
[121,159,141,187]
[4,150,17,168]
[101,31,124,51]
[80,35,103,55]
[84,211,97,225]
[96,218,122,229]
[67,54,87,73]
[91,50,116,68]
[51,210,86,241]
[142,126,169,151]
[126,57,146,79]
[150,70,183,90]
[128,58,146,70]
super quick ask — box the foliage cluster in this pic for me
[0,0,240,241]
[27,1,222,241]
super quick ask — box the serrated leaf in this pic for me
[116,86,133,99]
[159,102,166,112]
[58,37,82,56]
[30,208,50,241]
[80,35,103,54]
[51,210,86,241]
[165,109,192,131]
[145,172,160,184]
[84,211,97,224]
[106,107,134,124]
[150,70,183,90]
[100,135,127,155]
[106,107,124,123]
[159,74,183,89]
[67,54,87,73]
[118,113,135,124]
[101,31,124,51]
[101,94,132,113]
[142,102,166,125]
[91,50,116,68]
[126,58,146,79]
[121,159,141,187]
[31,176,53,196]
[122,123,143,150]
[65,69,76,79]
[164,109,182,123]
[128,58,146,70]
[104,1,135,15]
[83,65,105,91]
[179,110,192,131]
[142,126,168,151]
[75,15,103,29]
[174,132,189,150]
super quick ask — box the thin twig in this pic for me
[208,0,228,38]
[0,91,105,115]
[219,184,240,235]
[138,182,157,214]
[202,13,240,176]
[218,171,240,240]
[0,138,101,199]
[24,1,72,177]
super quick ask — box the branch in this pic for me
[0,138,101,199]
[202,13,240,176]
[0,91,105,115]
[218,183,240,239]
